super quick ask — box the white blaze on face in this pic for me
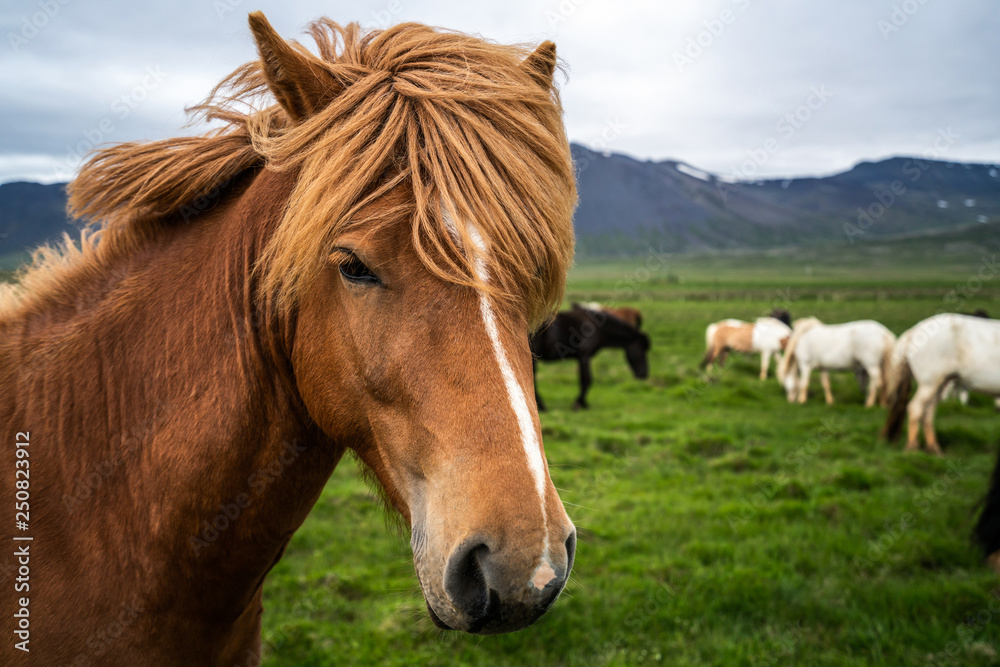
[444,207,552,576]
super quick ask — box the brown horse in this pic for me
[577,301,643,329]
[0,14,578,665]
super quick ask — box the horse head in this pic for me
[625,330,652,379]
[246,15,578,634]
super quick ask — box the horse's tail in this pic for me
[776,318,821,382]
[881,334,913,441]
[974,442,1000,564]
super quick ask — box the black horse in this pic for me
[530,305,651,410]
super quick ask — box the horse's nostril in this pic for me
[564,531,577,574]
[444,541,490,618]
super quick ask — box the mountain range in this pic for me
[1,145,998,267]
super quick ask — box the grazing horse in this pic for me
[777,318,896,407]
[0,15,579,664]
[701,316,791,380]
[531,306,650,410]
[577,301,643,329]
[941,309,997,407]
[883,314,1000,455]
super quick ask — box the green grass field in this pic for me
[258,239,1000,666]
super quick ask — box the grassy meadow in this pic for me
[259,232,1000,666]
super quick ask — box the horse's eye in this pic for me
[338,254,381,286]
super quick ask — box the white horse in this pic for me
[883,313,1000,455]
[777,318,896,407]
[702,317,791,380]
[940,378,1000,411]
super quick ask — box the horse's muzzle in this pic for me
[428,530,576,634]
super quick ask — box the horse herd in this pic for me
[534,300,1000,569]
[537,302,998,457]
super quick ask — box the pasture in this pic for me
[258,239,1000,666]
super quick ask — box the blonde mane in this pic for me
[3,18,576,328]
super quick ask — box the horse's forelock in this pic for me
[254,23,576,328]
[43,20,575,330]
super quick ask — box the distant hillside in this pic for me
[571,145,1000,255]
[0,182,76,268]
[1,147,998,267]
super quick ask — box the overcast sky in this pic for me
[0,0,997,185]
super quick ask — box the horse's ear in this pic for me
[248,11,339,122]
[522,41,557,89]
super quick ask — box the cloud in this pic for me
[1,0,998,184]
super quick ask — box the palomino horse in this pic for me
[701,316,792,380]
[883,313,1000,455]
[777,318,895,407]
[530,305,650,410]
[0,14,579,664]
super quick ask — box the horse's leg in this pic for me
[922,391,943,456]
[905,385,936,452]
[573,356,592,410]
[876,369,888,408]
[821,371,834,405]
[864,367,880,408]
[700,344,717,370]
[533,359,546,412]
[798,366,812,404]
[759,350,770,381]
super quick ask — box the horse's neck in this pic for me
[7,171,341,625]
[597,316,637,348]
